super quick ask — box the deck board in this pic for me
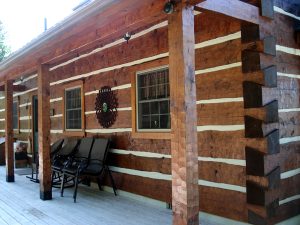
[0,166,172,225]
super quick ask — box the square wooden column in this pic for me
[37,64,52,200]
[5,80,14,182]
[168,1,199,225]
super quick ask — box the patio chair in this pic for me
[61,138,117,203]
[27,138,64,183]
[51,139,80,187]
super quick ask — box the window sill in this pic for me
[131,130,170,140]
[63,130,85,137]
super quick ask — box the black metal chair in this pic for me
[51,139,80,187]
[61,138,117,202]
[27,138,64,183]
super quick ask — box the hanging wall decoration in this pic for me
[95,86,118,128]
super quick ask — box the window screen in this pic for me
[137,68,170,130]
[65,87,82,130]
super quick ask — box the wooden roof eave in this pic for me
[0,0,119,79]
[0,0,166,82]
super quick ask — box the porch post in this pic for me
[37,64,52,200]
[4,80,14,182]
[168,1,199,225]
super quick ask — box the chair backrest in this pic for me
[75,137,94,159]
[89,138,110,162]
[50,139,64,156]
[84,138,110,173]
[58,139,79,157]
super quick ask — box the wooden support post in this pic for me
[37,64,52,200]
[168,2,199,225]
[4,80,14,182]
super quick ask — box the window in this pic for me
[136,67,170,131]
[13,101,19,130]
[64,87,83,130]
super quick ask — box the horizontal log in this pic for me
[244,66,277,88]
[270,198,300,224]
[248,201,279,225]
[0,85,26,92]
[244,116,278,138]
[246,147,279,176]
[197,102,244,125]
[245,101,278,123]
[242,36,276,56]
[243,81,277,108]
[197,67,243,100]
[198,130,245,159]
[246,180,279,206]
[242,51,275,73]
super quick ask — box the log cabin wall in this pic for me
[242,0,300,224]
[0,1,298,224]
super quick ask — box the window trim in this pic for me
[131,65,171,140]
[13,98,19,132]
[62,81,85,136]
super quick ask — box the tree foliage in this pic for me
[0,21,10,62]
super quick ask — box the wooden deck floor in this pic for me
[0,166,172,225]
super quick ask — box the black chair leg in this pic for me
[106,166,117,196]
[96,176,103,191]
[73,172,79,203]
[60,172,66,197]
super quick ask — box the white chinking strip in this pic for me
[50,97,63,103]
[274,6,300,21]
[50,52,169,86]
[197,97,243,104]
[0,130,4,132]
[20,129,32,133]
[195,32,241,49]
[197,125,245,132]
[85,111,96,115]
[110,149,171,159]
[50,130,63,134]
[281,168,300,179]
[19,102,31,108]
[279,195,300,206]
[0,119,4,122]
[198,180,246,193]
[109,166,246,192]
[13,88,37,97]
[278,72,300,79]
[0,97,5,100]
[50,21,169,71]
[110,149,246,166]
[50,114,63,118]
[195,62,242,75]
[86,128,132,133]
[280,136,300,145]
[85,84,132,96]
[118,107,132,111]
[109,166,171,181]
[198,157,246,166]
[13,74,37,85]
[276,45,300,56]
[0,109,4,112]
[279,108,300,113]
[19,116,31,121]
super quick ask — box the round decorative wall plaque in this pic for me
[95,86,118,128]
